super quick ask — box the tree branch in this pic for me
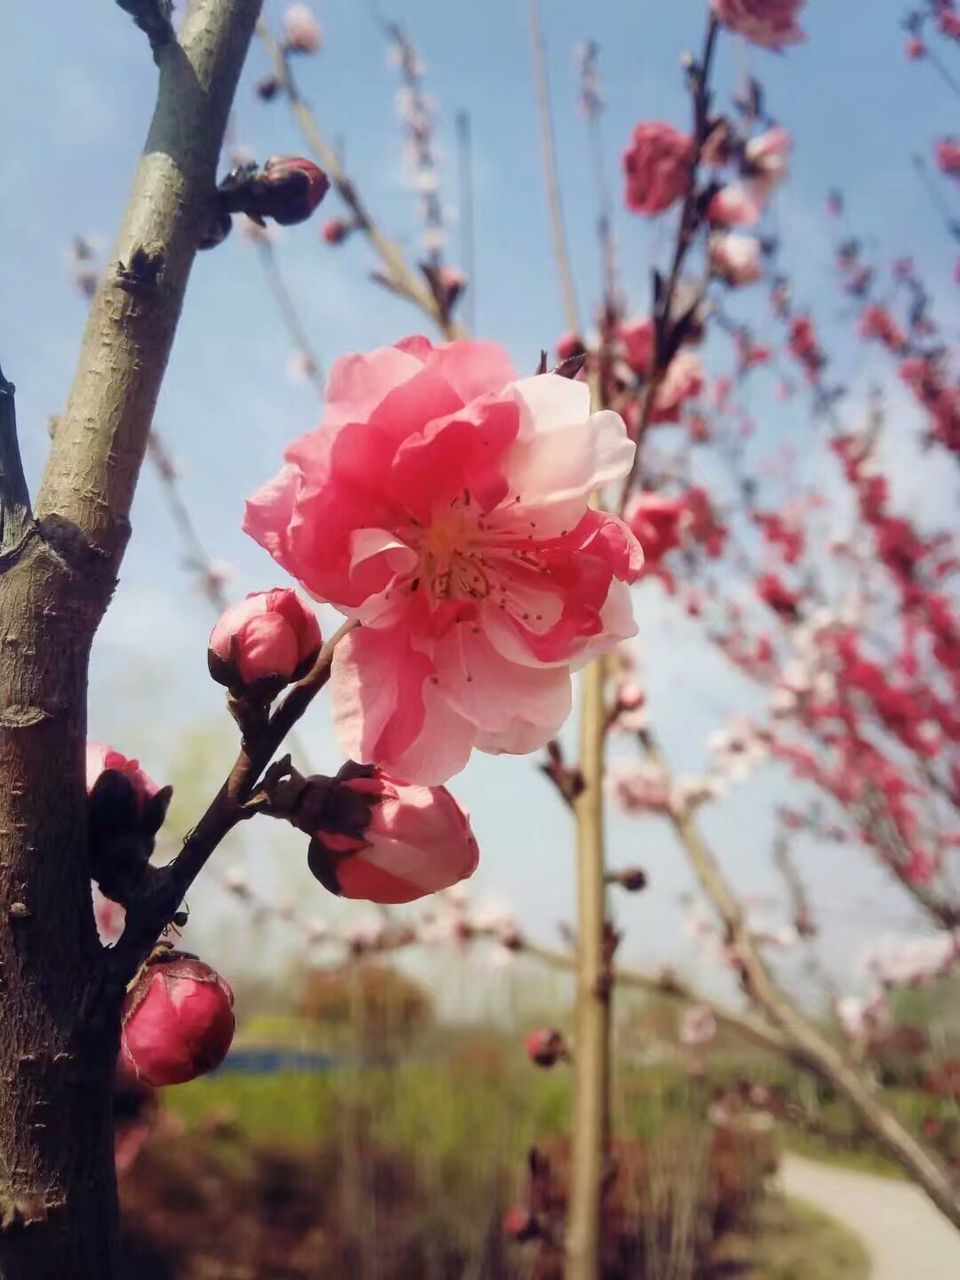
[103,618,356,994]
[258,19,461,338]
[0,365,35,562]
[37,0,264,560]
[116,0,176,53]
[639,729,960,1231]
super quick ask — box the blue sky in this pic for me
[1,0,956,1004]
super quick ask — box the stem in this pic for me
[0,4,262,1275]
[618,15,720,511]
[105,618,355,992]
[528,0,581,335]
[566,656,611,1280]
[256,241,326,395]
[258,21,461,338]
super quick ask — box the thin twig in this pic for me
[256,240,326,395]
[618,15,720,511]
[528,0,581,335]
[258,19,461,337]
[104,618,357,992]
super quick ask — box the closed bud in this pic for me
[258,155,330,225]
[86,743,172,904]
[502,1205,540,1242]
[609,866,648,893]
[256,75,280,101]
[120,953,235,1087]
[302,763,479,905]
[322,216,353,245]
[208,589,322,698]
[524,1027,568,1068]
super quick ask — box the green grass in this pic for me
[782,1128,906,1180]
[714,1196,871,1279]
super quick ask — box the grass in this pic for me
[714,1196,871,1279]
[782,1128,907,1180]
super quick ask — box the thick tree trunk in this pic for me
[0,3,261,1275]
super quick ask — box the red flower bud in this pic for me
[556,332,587,362]
[524,1027,568,1068]
[259,155,330,225]
[120,954,235,1087]
[610,866,648,893]
[86,743,171,904]
[304,764,479,905]
[86,742,158,813]
[502,1205,540,1242]
[322,217,353,245]
[208,589,322,697]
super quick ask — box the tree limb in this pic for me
[0,365,35,562]
[116,0,176,53]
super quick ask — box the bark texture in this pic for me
[0,3,261,1276]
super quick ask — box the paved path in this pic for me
[781,1154,960,1279]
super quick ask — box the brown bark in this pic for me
[0,3,261,1276]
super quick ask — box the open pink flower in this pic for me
[711,0,805,50]
[622,123,693,215]
[652,352,705,424]
[709,233,762,287]
[707,184,762,227]
[744,127,792,198]
[245,337,641,783]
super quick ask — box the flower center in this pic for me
[413,506,491,603]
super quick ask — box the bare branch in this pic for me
[258,19,461,338]
[0,364,35,561]
[38,0,264,560]
[116,0,176,52]
[528,0,580,336]
[639,729,960,1231]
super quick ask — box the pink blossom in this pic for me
[709,233,762,287]
[308,768,479,904]
[707,184,762,227]
[86,742,158,812]
[619,317,654,375]
[711,0,806,50]
[208,588,322,694]
[120,955,235,1087]
[652,352,705,423]
[906,36,926,60]
[936,137,960,177]
[940,11,960,39]
[282,3,322,53]
[245,337,641,783]
[679,1005,717,1047]
[622,123,693,215]
[624,493,685,566]
[525,1027,568,1067]
[744,127,792,197]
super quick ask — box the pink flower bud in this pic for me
[120,954,235,1087]
[208,589,322,696]
[502,1205,540,1242]
[322,216,353,245]
[524,1027,567,1068]
[556,332,587,362]
[282,3,322,54]
[86,742,158,814]
[259,155,330,225]
[306,766,480,904]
